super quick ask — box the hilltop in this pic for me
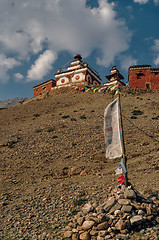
[0,87,158,239]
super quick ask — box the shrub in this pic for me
[71,118,76,121]
[33,113,40,117]
[62,115,70,119]
[35,129,42,133]
[132,110,144,116]
[47,128,55,132]
[73,198,87,206]
[131,116,137,119]
[7,140,17,148]
[52,135,58,139]
[72,142,76,146]
[80,115,87,119]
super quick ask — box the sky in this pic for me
[0,0,159,100]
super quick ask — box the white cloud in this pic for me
[14,73,24,81]
[154,0,159,4]
[0,54,21,83]
[152,39,159,51]
[0,0,132,82]
[118,55,137,71]
[27,50,57,81]
[133,0,149,4]
[152,39,159,66]
[154,56,159,65]
[133,0,159,4]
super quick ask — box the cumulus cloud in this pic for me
[152,39,159,66]
[0,54,21,83]
[118,55,137,71]
[0,0,133,82]
[133,0,159,4]
[154,0,159,4]
[133,0,149,4]
[27,50,57,81]
[14,73,24,81]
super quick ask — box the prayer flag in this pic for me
[119,160,127,173]
[117,174,125,184]
[104,97,122,159]
[115,167,123,175]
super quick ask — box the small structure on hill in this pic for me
[33,79,56,97]
[128,65,159,90]
[54,54,101,87]
[104,66,125,87]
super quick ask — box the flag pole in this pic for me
[118,94,128,186]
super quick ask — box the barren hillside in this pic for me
[0,87,158,239]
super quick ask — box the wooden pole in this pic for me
[118,94,128,186]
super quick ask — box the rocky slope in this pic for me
[0,86,158,239]
[0,97,27,109]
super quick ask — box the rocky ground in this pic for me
[0,86,158,239]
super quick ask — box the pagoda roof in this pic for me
[105,72,124,80]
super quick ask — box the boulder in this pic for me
[121,205,132,213]
[82,220,95,230]
[115,220,126,230]
[130,215,143,226]
[124,190,136,199]
[103,197,117,212]
[79,231,90,240]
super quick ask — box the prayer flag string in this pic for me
[71,85,121,95]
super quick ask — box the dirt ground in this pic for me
[0,86,158,239]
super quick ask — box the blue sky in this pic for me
[0,0,159,100]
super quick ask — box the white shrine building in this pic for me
[55,54,101,87]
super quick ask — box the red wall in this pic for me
[33,81,56,97]
[129,68,159,90]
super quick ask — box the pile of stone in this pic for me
[63,185,159,240]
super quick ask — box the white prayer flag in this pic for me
[115,167,123,175]
[104,97,122,159]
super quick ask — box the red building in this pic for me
[128,65,159,90]
[55,54,101,87]
[33,79,56,97]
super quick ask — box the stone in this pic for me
[109,203,121,214]
[90,229,98,236]
[97,236,104,240]
[77,217,85,226]
[79,231,90,240]
[64,230,72,238]
[98,230,107,237]
[146,215,154,221]
[156,216,159,223]
[114,210,121,216]
[116,234,130,239]
[124,189,136,199]
[118,199,131,205]
[130,215,143,226]
[96,221,108,231]
[72,233,79,240]
[115,220,126,230]
[82,202,94,214]
[104,236,112,239]
[102,197,117,212]
[89,216,100,224]
[121,205,132,213]
[138,210,145,215]
[82,220,95,230]
[97,214,109,222]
